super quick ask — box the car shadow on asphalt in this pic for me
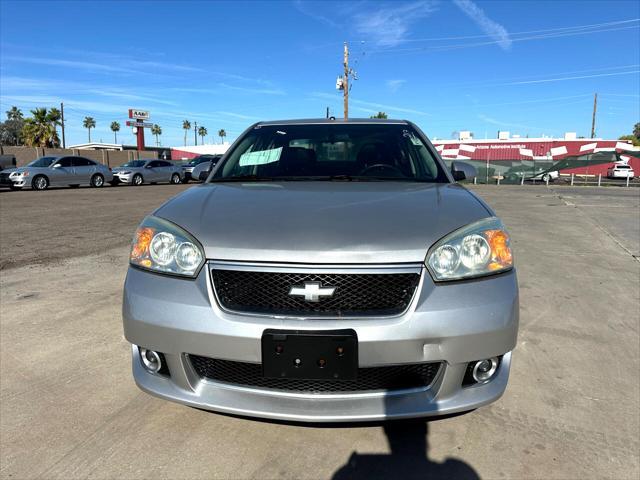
[331,418,480,480]
[195,406,480,480]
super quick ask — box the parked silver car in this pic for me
[181,155,222,183]
[112,159,183,186]
[123,119,519,422]
[189,155,222,182]
[0,155,113,190]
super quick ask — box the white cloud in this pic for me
[354,1,438,47]
[477,114,541,131]
[292,0,339,27]
[386,79,406,93]
[352,99,428,116]
[453,0,511,50]
[309,92,429,116]
[218,83,286,96]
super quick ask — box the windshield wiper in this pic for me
[210,175,276,182]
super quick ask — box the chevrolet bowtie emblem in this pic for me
[288,281,336,302]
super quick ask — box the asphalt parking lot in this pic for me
[1,183,638,479]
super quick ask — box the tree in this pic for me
[198,126,207,144]
[619,134,640,147]
[619,123,640,147]
[182,120,191,146]
[0,106,25,145]
[218,128,226,144]
[110,121,121,143]
[370,112,388,119]
[21,108,60,147]
[6,106,23,121]
[83,116,96,142]
[151,124,162,146]
[48,108,62,140]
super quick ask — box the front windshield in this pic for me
[119,161,146,168]
[211,124,446,182]
[27,156,57,168]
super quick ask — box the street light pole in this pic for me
[194,121,198,146]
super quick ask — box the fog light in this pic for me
[472,357,499,383]
[140,348,162,373]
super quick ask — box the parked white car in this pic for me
[531,170,559,182]
[607,164,635,179]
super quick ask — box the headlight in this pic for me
[426,217,513,281]
[10,171,27,177]
[129,216,204,277]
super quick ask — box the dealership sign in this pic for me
[128,109,150,120]
[126,120,154,128]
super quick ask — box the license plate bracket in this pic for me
[262,329,358,380]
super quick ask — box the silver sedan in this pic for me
[112,159,183,186]
[1,155,113,190]
[123,118,519,422]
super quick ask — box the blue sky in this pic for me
[1,0,638,147]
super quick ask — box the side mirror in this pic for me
[145,165,152,169]
[52,163,61,168]
[198,170,211,181]
[451,161,476,181]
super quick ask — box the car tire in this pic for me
[182,177,190,184]
[133,174,143,186]
[542,174,551,182]
[32,175,49,191]
[90,174,105,188]
[171,173,181,184]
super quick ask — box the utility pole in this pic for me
[343,42,349,120]
[326,107,329,119]
[590,93,598,139]
[60,102,66,148]
[194,121,198,146]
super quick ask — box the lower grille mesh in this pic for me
[189,355,441,393]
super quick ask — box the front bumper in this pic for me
[2,175,26,187]
[113,173,132,184]
[123,264,519,422]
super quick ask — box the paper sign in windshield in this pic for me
[239,147,282,167]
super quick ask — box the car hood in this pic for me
[154,182,492,264]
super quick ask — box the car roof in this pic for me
[254,118,410,126]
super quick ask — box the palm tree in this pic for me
[21,108,60,147]
[83,116,96,142]
[151,124,162,146]
[370,111,388,119]
[182,120,191,146]
[6,106,23,121]
[47,108,62,140]
[198,126,207,144]
[218,128,226,144]
[110,121,121,143]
